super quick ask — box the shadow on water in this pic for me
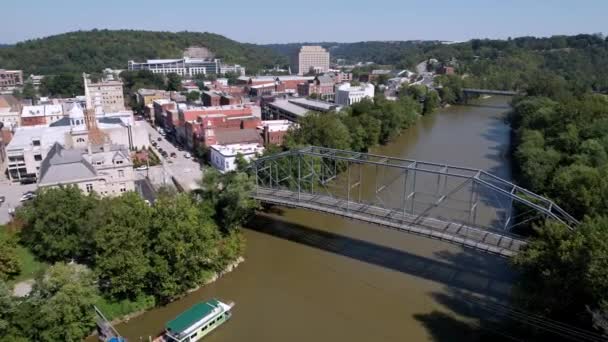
[248,213,513,300]
[413,287,524,342]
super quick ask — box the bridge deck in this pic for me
[253,188,526,258]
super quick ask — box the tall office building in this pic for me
[291,46,330,76]
[83,73,125,114]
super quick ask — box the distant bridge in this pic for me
[251,146,578,258]
[461,88,521,104]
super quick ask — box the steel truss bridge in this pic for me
[251,146,578,257]
[461,88,520,104]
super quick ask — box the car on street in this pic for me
[135,165,148,171]
[157,137,162,142]
[184,152,191,159]
[170,152,177,158]
[152,141,157,147]
[20,177,36,185]
[20,193,36,202]
[0,196,5,204]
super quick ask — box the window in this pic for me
[86,184,93,193]
[34,154,42,161]
[32,139,41,147]
[115,160,123,165]
[118,170,124,177]
[190,332,198,339]
[119,183,127,192]
[76,137,85,143]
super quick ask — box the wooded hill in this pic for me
[0,29,287,75]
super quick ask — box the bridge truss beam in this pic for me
[251,146,578,256]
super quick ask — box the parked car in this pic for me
[184,152,191,159]
[0,196,5,204]
[170,152,177,158]
[157,137,162,142]
[152,141,157,147]
[20,177,36,185]
[20,193,36,202]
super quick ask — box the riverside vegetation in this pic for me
[0,169,256,342]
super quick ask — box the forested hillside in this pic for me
[0,30,286,74]
[268,35,608,93]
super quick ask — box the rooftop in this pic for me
[211,143,264,156]
[166,300,222,334]
[288,98,338,111]
[214,128,262,145]
[267,99,309,117]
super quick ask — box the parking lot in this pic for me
[0,183,38,224]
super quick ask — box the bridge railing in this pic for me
[252,146,579,233]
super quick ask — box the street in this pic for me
[141,121,203,191]
[0,183,37,224]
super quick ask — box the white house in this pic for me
[334,83,375,106]
[210,143,264,173]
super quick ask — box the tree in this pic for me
[234,153,249,173]
[93,193,152,299]
[28,263,99,342]
[18,187,96,263]
[223,71,239,85]
[285,112,351,150]
[201,169,258,232]
[513,217,608,328]
[215,172,258,232]
[0,280,16,337]
[166,73,182,91]
[0,229,21,280]
[186,90,201,103]
[21,82,36,101]
[148,194,221,300]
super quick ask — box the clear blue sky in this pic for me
[1,0,606,44]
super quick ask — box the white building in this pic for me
[128,57,221,76]
[83,73,125,114]
[20,104,65,125]
[210,143,265,173]
[219,64,246,76]
[334,83,375,106]
[4,104,149,181]
[0,95,21,129]
[291,46,330,76]
[38,142,135,197]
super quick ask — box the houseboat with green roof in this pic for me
[155,299,234,342]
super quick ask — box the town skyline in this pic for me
[1,0,607,44]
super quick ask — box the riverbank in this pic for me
[87,257,245,340]
[116,96,516,342]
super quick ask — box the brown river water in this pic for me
[115,96,515,341]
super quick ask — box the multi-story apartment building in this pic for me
[128,57,221,76]
[335,83,375,106]
[38,142,135,197]
[291,46,330,76]
[84,73,125,114]
[0,70,24,91]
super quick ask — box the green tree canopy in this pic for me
[18,187,96,263]
[93,193,153,299]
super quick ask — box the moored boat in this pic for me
[154,299,234,342]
